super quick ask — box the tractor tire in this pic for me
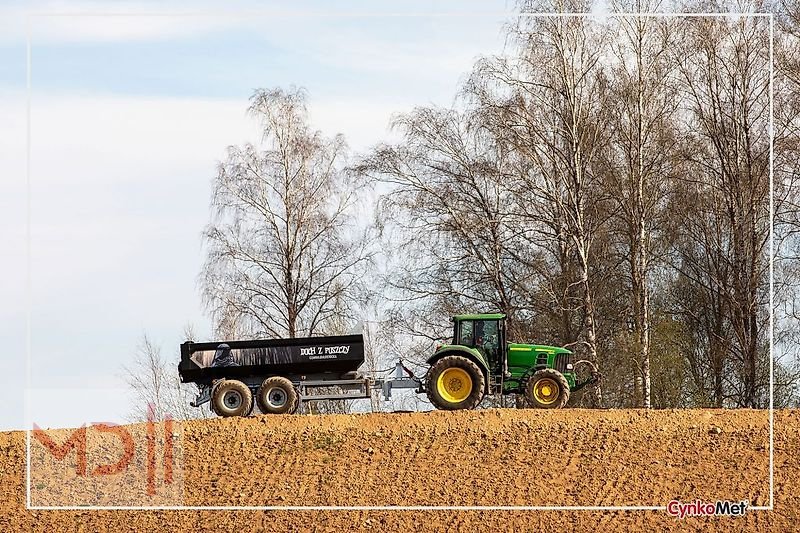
[525,368,570,409]
[256,376,299,415]
[425,356,485,411]
[211,379,253,417]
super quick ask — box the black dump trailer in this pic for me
[179,334,420,417]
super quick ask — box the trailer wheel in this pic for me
[256,376,299,415]
[525,369,569,409]
[211,379,253,417]
[425,356,485,411]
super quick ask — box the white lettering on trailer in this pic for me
[325,345,350,355]
[300,345,350,358]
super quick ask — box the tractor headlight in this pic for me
[566,363,574,370]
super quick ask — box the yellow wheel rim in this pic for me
[533,378,560,405]
[437,367,473,403]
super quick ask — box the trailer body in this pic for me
[179,334,366,384]
[179,334,421,416]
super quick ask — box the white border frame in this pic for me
[24,10,775,512]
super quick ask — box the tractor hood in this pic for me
[506,343,573,381]
[509,343,572,355]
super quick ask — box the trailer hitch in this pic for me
[378,360,423,400]
[191,384,212,407]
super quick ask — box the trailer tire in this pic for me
[211,379,253,417]
[425,356,485,411]
[525,369,569,409]
[256,376,299,415]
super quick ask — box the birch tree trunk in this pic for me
[605,2,678,407]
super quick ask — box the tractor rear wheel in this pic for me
[256,376,299,415]
[525,369,570,409]
[425,356,485,411]
[211,379,253,417]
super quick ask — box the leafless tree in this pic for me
[602,2,678,407]
[768,0,800,406]
[123,331,208,422]
[356,106,530,333]
[202,87,371,340]
[671,12,772,407]
[469,2,611,404]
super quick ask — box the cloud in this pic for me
[1,0,515,46]
[253,15,508,79]
[0,2,232,45]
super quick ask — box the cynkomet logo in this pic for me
[667,499,749,518]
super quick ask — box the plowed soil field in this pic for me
[2,409,798,531]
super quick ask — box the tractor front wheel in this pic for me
[525,369,570,409]
[425,356,485,411]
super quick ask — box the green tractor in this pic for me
[425,313,600,410]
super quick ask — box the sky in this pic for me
[0,0,515,430]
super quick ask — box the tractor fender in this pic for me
[426,346,491,394]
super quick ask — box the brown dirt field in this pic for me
[1,409,798,531]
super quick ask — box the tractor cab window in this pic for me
[475,320,498,347]
[475,320,500,366]
[456,319,501,367]
[458,321,474,345]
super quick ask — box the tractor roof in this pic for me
[452,313,506,321]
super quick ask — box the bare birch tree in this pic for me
[355,106,531,335]
[603,2,678,407]
[470,2,611,404]
[202,87,371,340]
[671,12,771,407]
[123,331,209,422]
[765,1,800,406]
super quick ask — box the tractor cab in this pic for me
[451,313,506,375]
